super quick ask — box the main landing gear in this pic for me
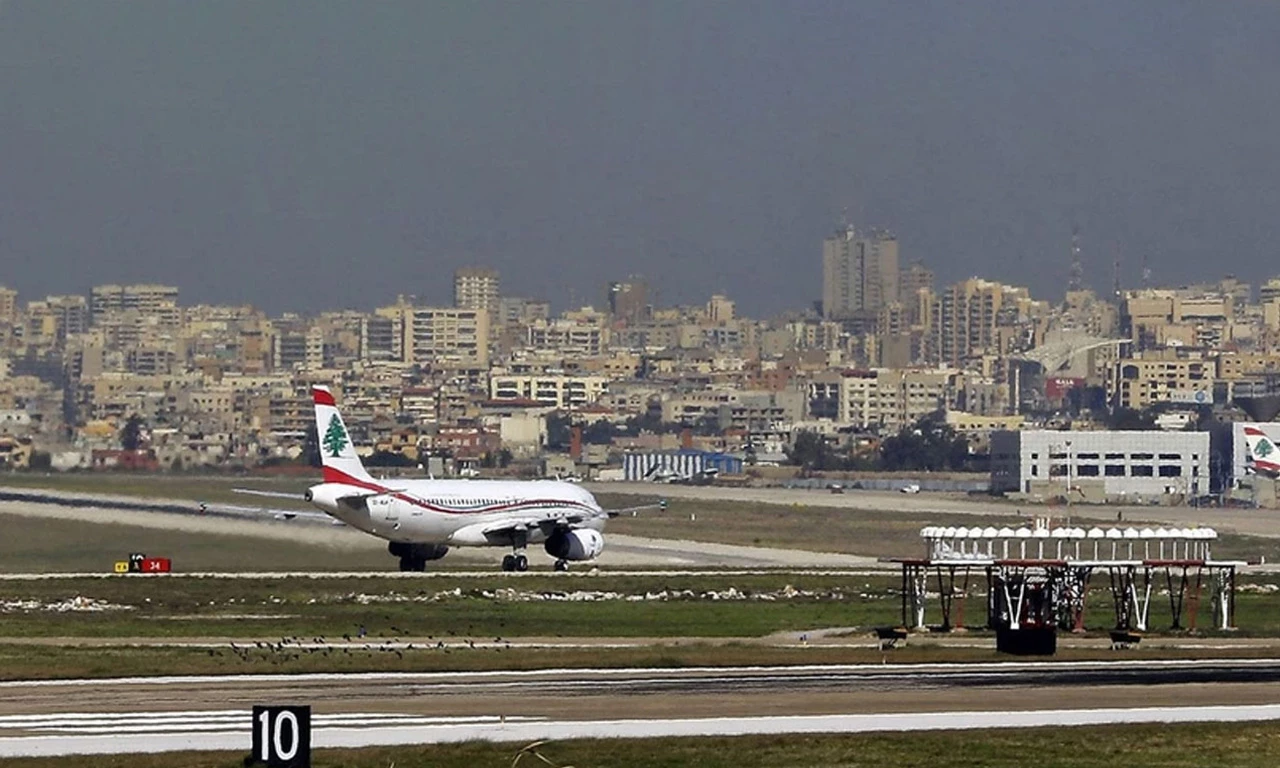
[501,553,529,572]
[388,542,449,573]
[500,553,570,571]
[399,556,427,572]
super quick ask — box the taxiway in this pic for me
[0,661,1277,756]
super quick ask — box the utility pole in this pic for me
[1065,438,1073,527]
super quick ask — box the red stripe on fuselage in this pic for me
[323,465,366,484]
[1252,459,1280,474]
[320,466,597,516]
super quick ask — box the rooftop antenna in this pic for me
[1141,254,1152,289]
[1067,224,1083,294]
[1112,243,1122,302]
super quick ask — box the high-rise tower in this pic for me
[453,267,500,319]
[821,226,899,320]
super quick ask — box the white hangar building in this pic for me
[989,430,1208,498]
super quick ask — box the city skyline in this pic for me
[2,249,1278,319]
[3,4,1280,315]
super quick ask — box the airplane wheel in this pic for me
[411,558,427,572]
[514,554,529,572]
[554,559,568,572]
[501,555,516,572]
[398,556,414,572]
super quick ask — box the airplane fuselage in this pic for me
[307,477,605,546]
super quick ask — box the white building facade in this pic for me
[990,430,1208,498]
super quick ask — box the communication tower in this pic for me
[1068,226,1084,293]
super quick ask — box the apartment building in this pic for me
[377,302,490,368]
[822,226,899,320]
[0,287,17,323]
[837,368,954,433]
[1109,352,1214,410]
[90,284,180,327]
[929,278,1036,367]
[488,373,608,410]
[454,267,500,319]
[24,295,89,347]
[527,318,610,357]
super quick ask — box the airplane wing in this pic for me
[199,500,340,524]
[478,499,669,536]
[603,499,668,518]
[481,514,592,537]
[230,488,305,501]
[196,489,346,524]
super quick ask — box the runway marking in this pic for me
[2,657,1279,689]
[0,706,1277,757]
[0,710,543,736]
[314,704,1280,747]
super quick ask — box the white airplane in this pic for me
[247,387,663,572]
[1243,425,1280,478]
[643,464,719,484]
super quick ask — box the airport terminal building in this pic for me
[990,430,1208,500]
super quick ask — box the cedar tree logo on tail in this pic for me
[323,414,348,458]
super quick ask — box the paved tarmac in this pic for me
[0,494,875,569]
[594,482,1280,538]
[0,662,1278,756]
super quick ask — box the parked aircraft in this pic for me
[643,465,719,484]
[1244,425,1280,478]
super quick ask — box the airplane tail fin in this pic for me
[1244,426,1280,476]
[312,386,374,485]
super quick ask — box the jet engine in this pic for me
[304,482,367,513]
[544,529,605,561]
[388,542,450,561]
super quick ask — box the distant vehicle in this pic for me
[827,483,844,494]
[238,387,665,572]
[899,483,921,494]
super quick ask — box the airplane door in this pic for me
[371,495,398,524]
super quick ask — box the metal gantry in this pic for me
[894,523,1242,633]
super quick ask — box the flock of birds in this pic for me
[210,623,512,665]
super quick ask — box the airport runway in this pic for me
[0,567,884,580]
[0,661,1278,756]
[0,489,876,569]
[8,481,1279,543]
[596,482,1280,538]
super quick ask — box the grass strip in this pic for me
[1,722,1277,767]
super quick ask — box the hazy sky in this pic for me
[3,2,1279,315]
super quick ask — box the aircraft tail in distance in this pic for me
[313,386,374,485]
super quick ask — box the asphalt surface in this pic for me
[0,487,878,568]
[595,482,1280,538]
[1,662,1279,756]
